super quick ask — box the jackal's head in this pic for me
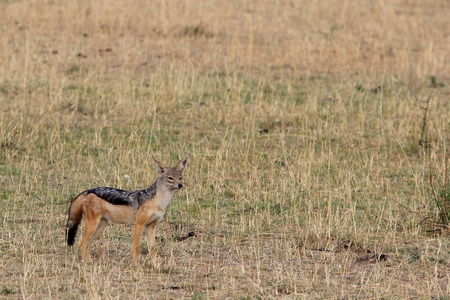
[153,155,189,190]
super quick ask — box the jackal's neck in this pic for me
[151,178,176,210]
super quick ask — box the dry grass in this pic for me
[1,0,450,299]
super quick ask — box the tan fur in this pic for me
[67,155,189,265]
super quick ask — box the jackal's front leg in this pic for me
[146,222,158,264]
[133,223,144,265]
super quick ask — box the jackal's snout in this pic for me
[170,181,183,189]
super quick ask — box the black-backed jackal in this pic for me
[66,155,189,265]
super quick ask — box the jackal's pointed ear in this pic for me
[175,155,189,173]
[152,156,166,174]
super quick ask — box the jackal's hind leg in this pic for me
[79,217,103,262]
[90,219,108,242]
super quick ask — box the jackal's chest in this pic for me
[136,203,166,225]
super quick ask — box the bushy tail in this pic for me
[66,195,83,246]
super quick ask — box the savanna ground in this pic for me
[1,0,450,299]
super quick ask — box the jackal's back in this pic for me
[84,182,157,209]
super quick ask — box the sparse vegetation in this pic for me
[1,0,449,298]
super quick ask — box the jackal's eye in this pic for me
[167,176,174,181]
